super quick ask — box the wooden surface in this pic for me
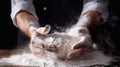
[0,49,30,58]
[0,49,31,67]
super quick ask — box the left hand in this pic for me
[65,26,92,61]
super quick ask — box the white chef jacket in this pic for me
[11,0,38,27]
[11,0,109,27]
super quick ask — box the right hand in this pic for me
[29,25,56,58]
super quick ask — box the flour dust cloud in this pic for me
[0,26,113,67]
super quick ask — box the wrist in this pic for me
[29,20,40,38]
[76,11,102,31]
[16,11,40,38]
[68,25,90,37]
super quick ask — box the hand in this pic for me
[29,25,57,58]
[65,26,92,60]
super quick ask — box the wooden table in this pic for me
[0,49,31,67]
[0,49,30,57]
[0,49,120,67]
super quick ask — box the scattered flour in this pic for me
[0,50,112,67]
[35,27,91,60]
[33,32,80,59]
[0,26,113,66]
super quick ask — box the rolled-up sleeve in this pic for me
[10,0,38,27]
[81,0,109,22]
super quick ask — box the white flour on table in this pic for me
[0,50,112,67]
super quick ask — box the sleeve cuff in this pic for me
[81,1,109,22]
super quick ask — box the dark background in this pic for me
[0,0,120,49]
[0,0,18,49]
[0,1,120,66]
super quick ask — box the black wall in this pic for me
[0,0,18,49]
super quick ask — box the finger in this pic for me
[78,27,90,35]
[44,25,51,34]
[36,25,51,34]
[73,35,92,50]
[72,36,86,50]
[33,37,56,51]
[32,48,46,58]
[31,31,45,40]
[72,43,87,50]
[34,43,45,49]
[30,44,43,54]
[46,45,58,52]
[31,37,44,47]
[72,40,91,50]
[65,49,83,61]
[30,42,46,58]
[32,37,57,52]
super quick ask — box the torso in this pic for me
[33,0,83,32]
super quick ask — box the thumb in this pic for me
[72,36,86,50]
[72,35,92,50]
[36,25,51,34]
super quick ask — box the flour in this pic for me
[0,26,113,66]
[0,50,112,67]
[37,32,80,59]
[0,53,55,67]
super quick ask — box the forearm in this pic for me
[16,11,40,38]
[76,11,102,31]
[11,0,39,38]
[76,0,108,31]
